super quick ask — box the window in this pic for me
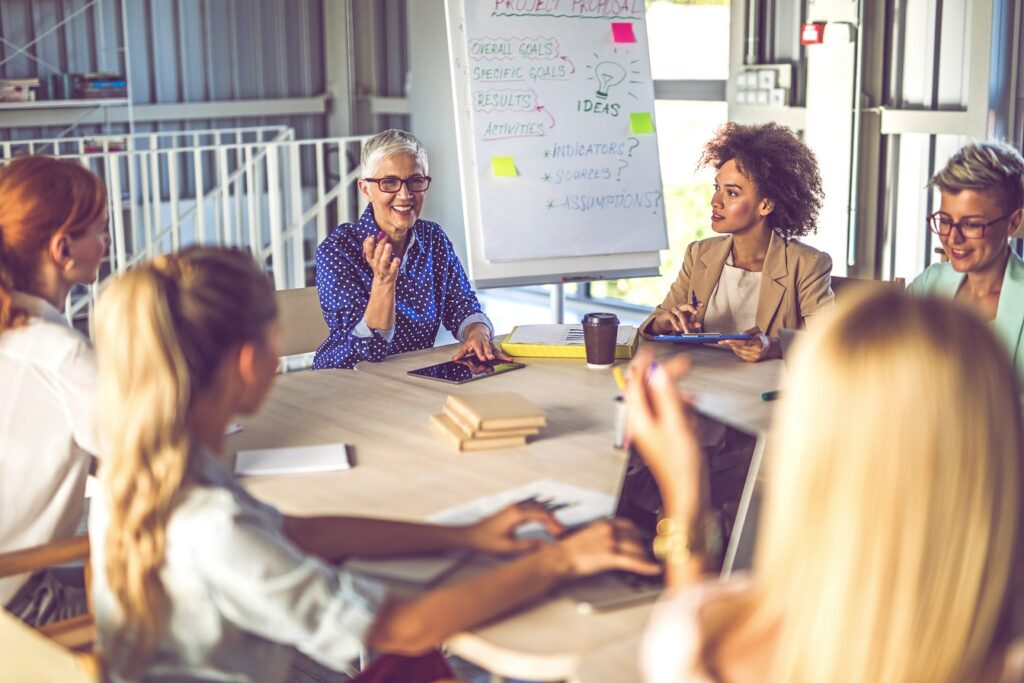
[587,0,730,308]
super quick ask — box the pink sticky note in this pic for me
[611,22,636,43]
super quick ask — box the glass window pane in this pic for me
[646,0,730,81]
[591,100,727,307]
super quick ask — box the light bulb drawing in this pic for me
[593,61,626,99]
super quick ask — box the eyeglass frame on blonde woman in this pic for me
[927,210,1015,239]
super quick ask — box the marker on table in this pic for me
[761,390,781,401]
[612,366,627,392]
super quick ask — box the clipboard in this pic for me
[651,333,754,343]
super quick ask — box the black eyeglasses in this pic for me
[927,211,1013,239]
[363,176,432,193]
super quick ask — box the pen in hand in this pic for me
[683,292,702,333]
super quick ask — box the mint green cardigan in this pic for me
[908,250,1024,380]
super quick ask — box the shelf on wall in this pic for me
[0,98,129,111]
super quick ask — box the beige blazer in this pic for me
[641,232,835,338]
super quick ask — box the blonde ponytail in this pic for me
[94,247,276,676]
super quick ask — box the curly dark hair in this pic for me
[698,122,824,239]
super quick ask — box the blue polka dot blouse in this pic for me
[312,205,492,369]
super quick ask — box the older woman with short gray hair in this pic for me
[909,140,1024,378]
[313,129,508,369]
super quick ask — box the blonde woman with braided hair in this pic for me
[624,291,1023,682]
[90,246,659,682]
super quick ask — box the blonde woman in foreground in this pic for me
[626,291,1023,683]
[89,246,658,683]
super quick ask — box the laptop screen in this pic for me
[614,411,762,574]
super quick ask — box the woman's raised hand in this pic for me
[625,348,704,515]
[363,234,400,286]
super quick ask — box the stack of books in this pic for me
[74,73,128,99]
[430,392,546,452]
[0,78,40,102]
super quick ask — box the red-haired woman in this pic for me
[0,155,110,625]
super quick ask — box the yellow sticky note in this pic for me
[630,112,655,134]
[491,156,517,177]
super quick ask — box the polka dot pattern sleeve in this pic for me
[312,214,389,369]
[312,205,491,370]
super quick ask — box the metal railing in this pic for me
[0,125,293,158]
[0,127,372,322]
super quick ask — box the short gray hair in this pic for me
[361,129,429,178]
[930,141,1024,213]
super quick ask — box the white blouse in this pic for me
[702,255,762,334]
[0,292,97,606]
[90,448,387,683]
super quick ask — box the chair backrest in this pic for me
[830,275,906,305]
[0,609,98,682]
[274,287,330,357]
[0,535,98,681]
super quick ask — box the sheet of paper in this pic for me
[429,479,615,531]
[344,480,614,584]
[507,324,636,346]
[234,443,352,476]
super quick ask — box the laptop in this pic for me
[559,411,766,613]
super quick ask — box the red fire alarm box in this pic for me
[801,22,826,46]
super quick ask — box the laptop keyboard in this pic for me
[612,570,664,590]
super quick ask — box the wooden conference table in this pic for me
[230,340,782,682]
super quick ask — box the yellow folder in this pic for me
[499,324,639,360]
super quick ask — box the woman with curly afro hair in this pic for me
[640,122,835,362]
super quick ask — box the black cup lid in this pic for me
[582,312,619,326]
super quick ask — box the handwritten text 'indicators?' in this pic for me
[491,157,518,177]
[611,22,636,43]
[468,36,561,61]
[472,62,573,83]
[546,190,663,213]
[475,89,539,112]
[545,141,630,158]
[492,0,646,19]
[630,112,655,134]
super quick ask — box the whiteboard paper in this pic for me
[447,1,668,264]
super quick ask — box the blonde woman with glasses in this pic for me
[909,140,1024,379]
[624,291,1023,682]
[89,246,658,683]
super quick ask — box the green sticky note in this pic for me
[491,156,517,177]
[630,112,655,134]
